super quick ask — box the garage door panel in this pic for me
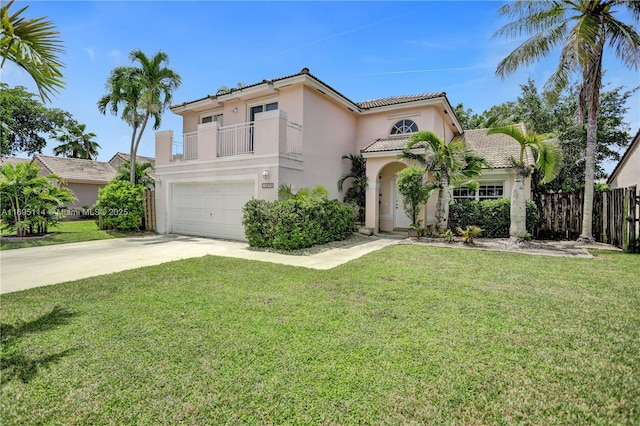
[171,181,254,240]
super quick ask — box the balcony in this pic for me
[161,110,302,164]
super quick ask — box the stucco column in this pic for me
[197,122,218,160]
[365,179,379,233]
[155,130,173,165]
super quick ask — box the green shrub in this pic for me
[94,181,144,231]
[242,197,355,250]
[449,198,539,238]
[242,199,276,247]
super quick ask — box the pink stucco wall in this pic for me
[299,85,357,199]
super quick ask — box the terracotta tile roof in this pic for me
[172,68,448,115]
[362,124,534,169]
[33,155,117,184]
[362,136,419,153]
[459,126,534,168]
[357,93,446,110]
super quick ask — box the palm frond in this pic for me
[0,0,65,102]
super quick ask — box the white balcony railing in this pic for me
[286,122,303,155]
[171,131,198,161]
[218,123,254,157]
[183,131,198,160]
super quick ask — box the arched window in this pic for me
[390,119,418,135]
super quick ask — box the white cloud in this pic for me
[108,49,122,62]
[83,48,95,60]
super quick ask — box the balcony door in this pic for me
[249,102,278,151]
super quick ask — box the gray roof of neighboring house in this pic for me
[362,125,535,169]
[108,152,155,166]
[33,155,117,184]
[0,157,30,166]
[108,152,155,179]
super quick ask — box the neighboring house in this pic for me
[108,152,156,181]
[607,129,639,189]
[0,157,30,167]
[32,155,117,210]
[155,68,533,240]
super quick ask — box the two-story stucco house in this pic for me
[155,68,531,240]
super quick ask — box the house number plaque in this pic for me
[262,183,275,189]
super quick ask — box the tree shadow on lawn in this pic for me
[1,306,78,384]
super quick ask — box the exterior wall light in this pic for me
[262,169,270,180]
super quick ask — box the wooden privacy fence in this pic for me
[143,189,156,231]
[536,185,639,252]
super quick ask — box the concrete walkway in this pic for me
[0,234,400,294]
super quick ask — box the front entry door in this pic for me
[392,177,413,229]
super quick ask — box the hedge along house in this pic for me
[155,68,533,240]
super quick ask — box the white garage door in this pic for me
[171,181,255,240]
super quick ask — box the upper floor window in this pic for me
[390,119,418,135]
[201,113,223,126]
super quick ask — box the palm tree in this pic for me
[494,0,640,242]
[0,0,65,102]
[52,121,100,159]
[98,50,181,184]
[337,154,368,223]
[488,125,559,240]
[114,160,154,189]
[400,131,488,232]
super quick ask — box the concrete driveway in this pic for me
[0,234,399,294]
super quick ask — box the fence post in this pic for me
[626,185,638,253]
[602,190,608,244]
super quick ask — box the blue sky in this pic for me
[3,1,639,173]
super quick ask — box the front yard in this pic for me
[0,220,134,250]
[1,245,638,424]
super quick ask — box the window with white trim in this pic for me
[201,113,223,126]
[453,182,504,201]
[390,119,418,135]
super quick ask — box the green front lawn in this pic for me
[0,220,133,250]
[1,246,639,424]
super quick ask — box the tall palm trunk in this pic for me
[579,38,604,243]
[435,174,451,232]
[510,171,527,239]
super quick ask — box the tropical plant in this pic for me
[494,0,640,242]
[488,125,558,240]
[94,181,144,231]
[0,161,75,236]
[278,184,328,201]
[456,80,636,194]
[114,160,154,189]
[457,225,483,245]
[337,153,368,223]
[52,120,100,159]
[400,131,489,232]
[0,83,68,156]
[395,166,433,230]
[0,0,65,102]
[98,50,181,184]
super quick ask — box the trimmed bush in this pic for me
[94,181,145,231]
[449,198,539,238]
[242,199,277,248]
[242,198,355,250]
